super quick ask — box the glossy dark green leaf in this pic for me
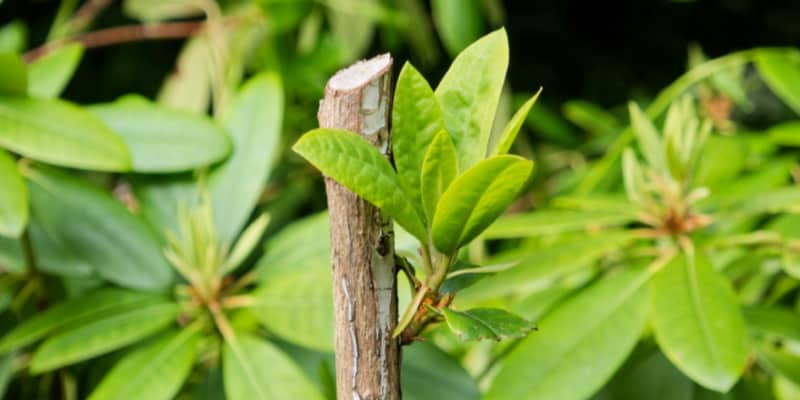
[442,307,534,341]
[27,43,83,99]
[89,95,231,173]
[208,73,283,243]
[88,328,200,400]
[392,62,445,218]
[755,49,800,115]
[436,28,508,170]
[0,96,130,171]
[25,166,173,290]
[223,333,324,400]
[293,128,426,240]
[431,0,483,57]
[431,155,533,253]
[0,149,26,237]
[29,301,178,373]
[487,267,650,400]
[0,52,26,95]
[0,288,159,353]
[650,251,749,392]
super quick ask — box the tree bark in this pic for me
[318,53,401,400]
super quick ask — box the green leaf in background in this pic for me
[223,333,324,400]
[29,301,179,373]
[27,219,94,277]
[0,234,24,274]
[768,121,800,147]
[603,351,694,400]
[694,135,746,188]
[0,96,131,171]
[731,187,800,215]
[562,99,621,137]
[327,0,376,62]
[628,102,666,172]
[130,174,199,242]
[209,73,283,243]
[420,129,457,222]
[27,43,83,99]
[650,251,749,392]
[0,52,27,95]
[293,128,426,240]
[431,155,532,253]
[402,341,480,400]
[487,267,651,400]
[441,307,534,341]
[431,0,483,57]
[755,49,800,115]
[25,166,174,291]
[156,36,211,114]
[88,328,200,400]
[221,213,270,276]
[483,209,635,239]
[0,21,27,53]
[0,288,158,353]
[122,0,204,21]
[89,95,231,173]
[491,89,541,156]
[0,149,26,237]
[392,62,445,218]
[0,353,12,399]
[436,28,508,170]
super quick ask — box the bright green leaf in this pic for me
[0,21,27,53]
[755,49,800,115]
[88,328,200,400]
[89,95,231,173]
[436,28,509,170]
[29,301,178,373]
[0,52,26,95]
[562,99,621,137]
[223,333,324,400]
[0,149,26,237]
[731,187,800,216]
[430,0,483,57]
[650,251,749,392]
[431,155,532,253]
[27,43,83,99]
[487,267,651,400]
[420,129,457,222]
[222,213,270,276]
[0,96,131,171]
[392,62,445,218]
[491,89,541,156]
[768,121,800,147]
[293,128,426,240]
[122,0,203,21]
[208,73,283,243]
[483,209,635,239]
[628,101,666,172]
[157,36,211,114]
[0,288,159,353]
[25,166,174,291]
[327,0,375,62]
[442,307,534,341]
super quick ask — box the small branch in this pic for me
[24,21,205,63]
[69,0,114,35]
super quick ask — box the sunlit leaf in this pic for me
[442,307,534,341]
[27,43,83,99]
[0,149,26,237]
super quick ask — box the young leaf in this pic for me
[486,267,651,400]
[27,43,83,99]
[25,166,174,291]
[622,147,645,205]
[442,307,534,341]
[0,149,26,237]
[392,63,445,218]
[650,251,749,392]
[420,129,457,222]
[221,213,270,276]
[0,288,160,353]
[436,28,509,170]
[628,102,666,172]
[208,73,283,243]
[431,155,533,253]
[89,95,231,173]
[755,49,800,115]
[29,301,179,373]
[223,333,324,400]
[0,52,26,95]
[0,96,131,171]
[293,128,426,240]
[491,88,541,156]
[430,0,483,57]
[88,328,200,400]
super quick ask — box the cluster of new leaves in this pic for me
[294,29,539,342]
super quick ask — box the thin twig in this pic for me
[24,21,205,63]
[69,0,114,35]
